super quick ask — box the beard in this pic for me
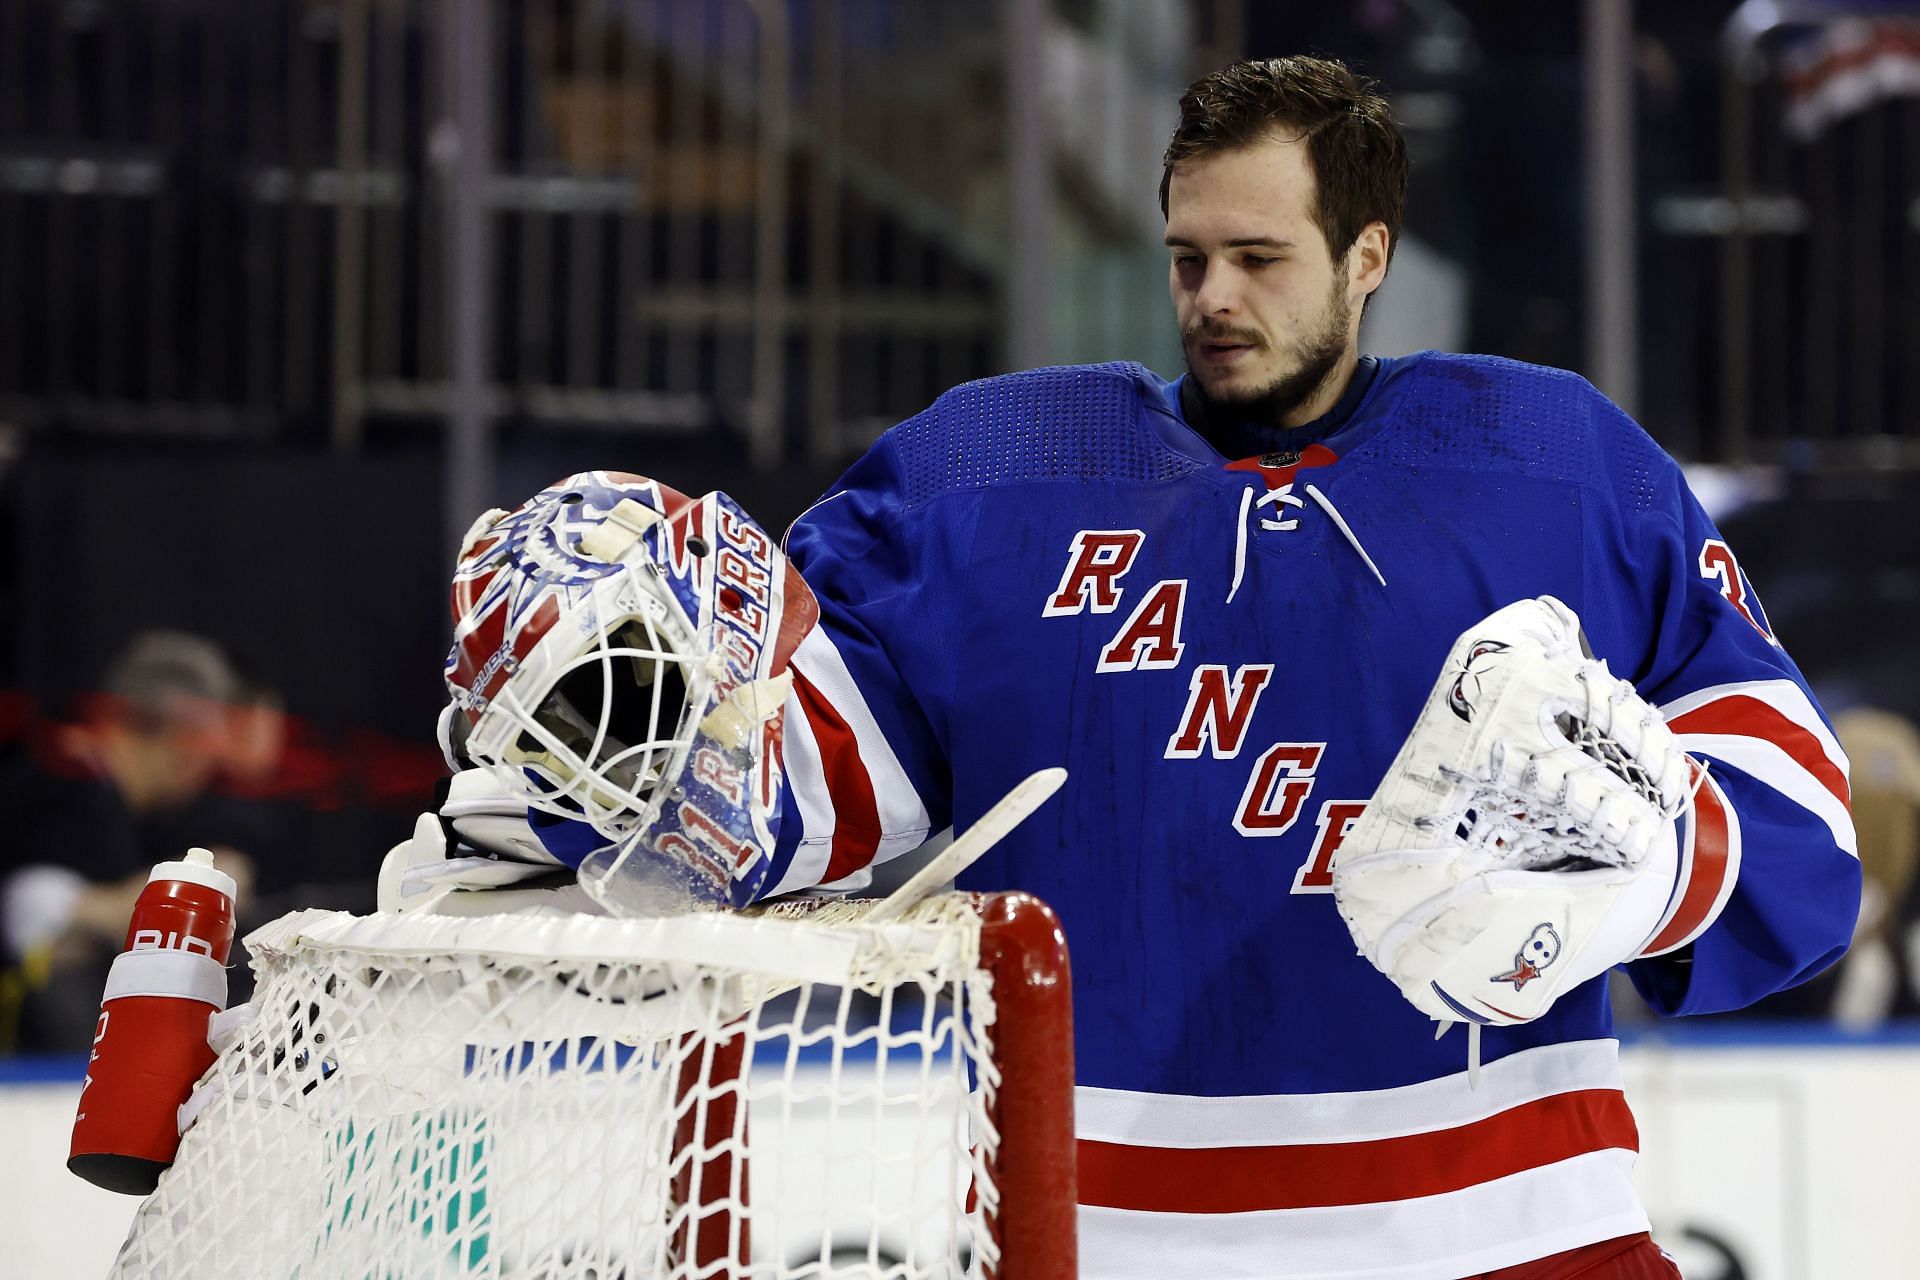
[1184,278,1354,428]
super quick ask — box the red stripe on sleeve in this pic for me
[1077,1089,1637,1214]
[1642,771,1732,956]
[1667,695,1850,808]
[791,668,884,882]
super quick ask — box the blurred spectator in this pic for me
[142,659,291,880]
[1692,705,1920,1025]
[0,631,259,1053]
[1830,708,1920,1027]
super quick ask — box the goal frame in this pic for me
[969,891,1078,1279]
[115,889,1079,1279]
[738,890,1079,1279]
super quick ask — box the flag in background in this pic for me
[1780,17,1920,139]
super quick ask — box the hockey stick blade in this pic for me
[865,767,1068,923]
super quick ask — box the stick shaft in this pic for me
[866,767,1068,922]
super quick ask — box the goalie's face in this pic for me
[1164,129,1388,429]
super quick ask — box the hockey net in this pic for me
[109,891,1076,1279]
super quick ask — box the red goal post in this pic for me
[109,890,1077,1279]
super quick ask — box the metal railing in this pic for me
[0,0,1017,474]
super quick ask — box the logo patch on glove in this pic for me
[1446,639,1509,722]
[1490,923,1562,990]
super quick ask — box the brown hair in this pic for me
[1160,57,1409,265]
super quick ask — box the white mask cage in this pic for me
[477,568,716,844]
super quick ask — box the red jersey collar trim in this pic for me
[1224,442,1341,490]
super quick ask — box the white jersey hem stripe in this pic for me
[1074,1039,1622,1147]
[1076,1149,1646,1280]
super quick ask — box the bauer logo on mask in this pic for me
[444,470,818,914]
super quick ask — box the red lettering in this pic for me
[717,548,771,604]
[679,803,757,871]
[719,507,772,561]
[1165,665,1274,759]
[1291,800,1368,892]
[1097,581,1189,672]
[716,627,759,678]
[1698,539,1774,641]
[1234,743,1325,837]
[693,748,745,805]
[655,831,730,885]
[1044,530,1145,616]
[721,589,769,639]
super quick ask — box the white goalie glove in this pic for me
[376,768,606,914]
[1332,596,1696,1028]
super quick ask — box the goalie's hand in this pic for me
[1332,596,1693,1027]
[437,766,558,864]
[376,769,573,911]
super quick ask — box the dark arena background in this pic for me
[3,3,1919,1276]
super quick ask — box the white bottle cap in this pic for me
[148,848,237,899]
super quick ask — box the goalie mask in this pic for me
[443,471,818,912]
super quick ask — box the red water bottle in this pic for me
[68,846,237,1194]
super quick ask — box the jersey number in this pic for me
[1698,539,1775,642]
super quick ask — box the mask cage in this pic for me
[485,593,706,840]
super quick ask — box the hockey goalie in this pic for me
[123,49,1867,1280]
[135,443,1858,1280]
[377,461,1853,1280]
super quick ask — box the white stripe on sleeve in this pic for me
[791,627,933,845]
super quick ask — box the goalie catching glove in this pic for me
[375,769,599,912]
[1332,596,1696,1028]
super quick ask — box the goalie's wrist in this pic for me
[1614,813,1686,968]
[1534,815,1683,1000]
[1631,766,1737,960]
[1628,813,1687,962]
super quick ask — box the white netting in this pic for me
[111,895,1003,1279]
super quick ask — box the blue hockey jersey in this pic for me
[759,353,1860,1279]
